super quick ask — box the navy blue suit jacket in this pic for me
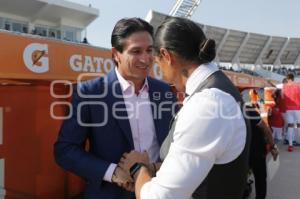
[54,69,176,199]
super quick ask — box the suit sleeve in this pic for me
[54,83,111,185]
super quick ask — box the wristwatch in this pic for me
[130,162,147,179]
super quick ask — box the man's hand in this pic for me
[112,166,134,192]
[119,151,150,173]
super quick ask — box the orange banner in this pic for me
[223,70,267,89]
[0,31,114,80]
[0,30,274,88]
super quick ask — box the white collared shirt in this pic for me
[103,67,159,182]
[140,63,247,199]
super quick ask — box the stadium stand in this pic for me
[146,10,300,82]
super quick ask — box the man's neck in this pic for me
[115,67,146,95]
[132,79,145,95]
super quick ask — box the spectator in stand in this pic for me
[269,90,284,142]
[82,37,89,44]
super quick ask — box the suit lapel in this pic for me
[107,69,134,149]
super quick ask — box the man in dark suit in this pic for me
[54,18,176,199]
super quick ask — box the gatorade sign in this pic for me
[23,43,49,73]
[0,31,113,80]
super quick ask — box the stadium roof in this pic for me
[0,0,99,28]
[146,10,300,67]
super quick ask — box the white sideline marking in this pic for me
[0,159,5,199]
[0,108,5,198]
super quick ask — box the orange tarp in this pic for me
[0,30,273,89]
[0,31,112,81]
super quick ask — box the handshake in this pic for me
[111,151,153,192]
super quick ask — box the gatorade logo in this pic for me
[23,43,49,73]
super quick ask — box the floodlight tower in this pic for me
[169,0,202,18]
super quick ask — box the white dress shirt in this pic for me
[140,63,247,199]
[103,68,160,182]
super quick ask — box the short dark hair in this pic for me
[282,77,288,83]
[286,73,294,81]
[153,17,216,65]
[111,17,153,52]
[272,89,281,102]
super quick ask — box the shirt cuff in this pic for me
[103,163,117,182]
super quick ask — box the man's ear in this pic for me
[112,47,120,64]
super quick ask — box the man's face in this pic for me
[114,31,153,83]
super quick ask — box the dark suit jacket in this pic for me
[54,69,176,199]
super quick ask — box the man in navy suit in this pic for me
[54,18,176,199]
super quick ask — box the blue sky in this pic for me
[69,0,300,48]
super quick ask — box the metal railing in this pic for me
[169,0,201,18]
